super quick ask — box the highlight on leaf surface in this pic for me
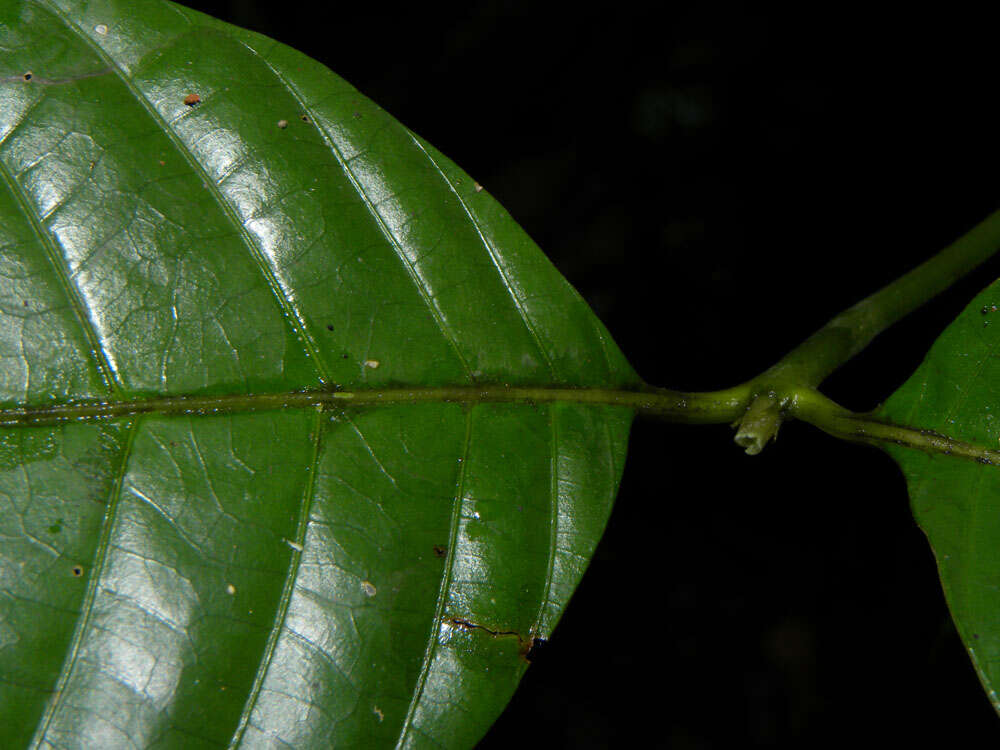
[0,1,638,747]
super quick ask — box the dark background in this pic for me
[182,2,1000,746]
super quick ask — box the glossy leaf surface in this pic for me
[0,1,638,747]
[881,280,1000,712]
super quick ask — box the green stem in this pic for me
[5,382,996,465]
[788,389,1000,467]
[6,213,1000,465]
[725,209,1000,453]
[761,208,1000,388]
[733,392,781,455]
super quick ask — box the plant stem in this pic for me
[7,212,1000,463]
[760,208,1000,388]
[4,382,994,465]
[788,388,1000,467]
[733,393,781,455]
[724,209,1000,453]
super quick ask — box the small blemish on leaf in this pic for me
[474,182,483,193]
[373,706,384,723]
[225,583,236,595]
[361,580,377,597]
[364,359,380,369]
[277,119,288,129]
[22,71,32,82]
[326,324,334,331]
[524,637,547,663]
[71,565,84,578]
[94,24,108,35]
[183,93,201,106]
[285,538,304,552]
[432,544,447,558]
[300,114,309,122]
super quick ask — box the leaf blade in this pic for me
[0,1,638,747]
[882,281,1000,712]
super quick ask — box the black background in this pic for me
[179,2,1000,746]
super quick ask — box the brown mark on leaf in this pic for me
[300,114,310,122]
[22,71,32,82]
[446,616,541,662]
[183,93,201,106]
[448,617,517,637]
[522,636,547,663]
[432,544,447,558]
[71,565,84,578]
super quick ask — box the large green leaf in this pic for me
[0,1,639,747]
[881,281,1000,711]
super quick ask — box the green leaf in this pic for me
[881,282,1000,712]
[0,1,639,747]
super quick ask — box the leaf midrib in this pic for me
[0,385,656,430]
